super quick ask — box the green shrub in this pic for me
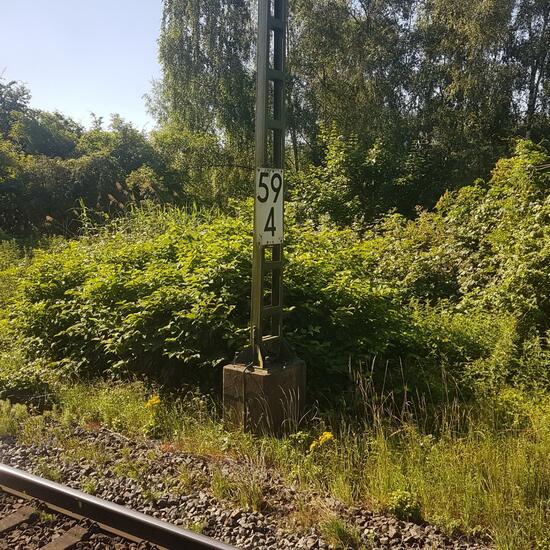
[4,141,550,397]
[11,204,501,395]
[369,140,550,392]
[9,205,415,389]
[12,208,251,384]
[0,345,52,400]
[0,239,23,310]
[387,489,423,523]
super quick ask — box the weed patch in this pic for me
[320,516,363,549]
[57,382,153,437]
[34,458,62,483]
[0,399,29,437]
[210,466,265,511]
[5,380,550,548]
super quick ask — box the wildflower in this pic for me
[309,431,335,452]
[146,395,161,409]
[309,440,319,452]
[318,431,334,446]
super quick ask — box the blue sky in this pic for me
[1,1,162,130]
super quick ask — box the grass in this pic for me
[112,457,147,480]
[0,399,29,436]
[58,382,155,437]
[175,463,194,492]
[17,413,48,444]
[34,458,62,483]
[3,382,550,549]
[319,516,364,549]
[81,477,99,495]
[210,468,234,500]
[287,497,331,532]
[210,467,265,510]
[141,487,163,503]
[187,520,207,534]
[38,511,55,523]
[62,438,111,467]
[170,463,208,494]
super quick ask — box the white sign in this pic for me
[255,168,284,245]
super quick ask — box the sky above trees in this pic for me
[0,0,161,129]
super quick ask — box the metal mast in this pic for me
[224,0,304,434]
[250,0,288,368]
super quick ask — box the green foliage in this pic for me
[387,490,423,523]
[150,0,550,221]
[156,0,254,140]
[125,165,166,203]
[3,205,417,389]
[0,399,29,437]
[3,141,547,397]
[0,138,19,182]
[151,121,252,206]
[0,111,171,235]
[291,128,459,225]
[9,110,82,158]
[76,115,159,173]
[361,398,550,548]
[362,141,550,392]
[0,344,51,401]
[0,95,254,236]
[210,465,265,511]
[291,126,363,226]
[34,458,62,482]
[11,208,252,383]
[0,240,50,400]
[296,0,548,194]
[319,516,363,549]
[57,382,154,437]
[0,78,30,138]
[3,0,550,237]
[5,378,550,548]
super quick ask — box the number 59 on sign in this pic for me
[255,168,284,245]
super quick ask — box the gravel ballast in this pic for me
[0,426,490,549]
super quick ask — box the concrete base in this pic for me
[223,361,306,434]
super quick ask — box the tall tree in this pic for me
[513,0,550,138]
[289,0,415,146]
[0,79,31,138]
[153,0,550,218]
[413,0,516,181]
[158,0,255,144]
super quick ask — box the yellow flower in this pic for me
[318,431,334,446]
[146,395,161,409]
[309,431,335,452]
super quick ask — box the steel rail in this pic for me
[0,463,236,550]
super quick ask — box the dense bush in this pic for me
[0,80,255,236]
[0,239,53,399]
[0,215,496,398]
[290,127,460,227]
[7,207,407,388]
[1,141,548,399]
[368,140,550,390]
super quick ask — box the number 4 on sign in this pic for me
[255,168,284,245]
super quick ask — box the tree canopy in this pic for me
[155,0,549,216]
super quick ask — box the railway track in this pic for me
[0,464,236,549]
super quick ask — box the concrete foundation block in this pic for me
[223,360,306,434]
